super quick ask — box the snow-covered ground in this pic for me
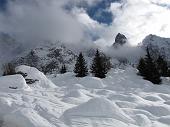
[0,65,170,127]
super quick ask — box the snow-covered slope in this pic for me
[142,34,170,60]
[0,66,170,127]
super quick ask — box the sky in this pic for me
[0,0,170,46]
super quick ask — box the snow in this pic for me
[61,97,134,125]
[0,65,170,127]
[15,65,57,89]
[142,34,170,60]
[79,77,105,89]
[0,74,31,91]
[3,108,56,127]
[158,116,170,125]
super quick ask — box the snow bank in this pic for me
[16,65,57,89]
[61,97,134,125]
[0,74,31,91]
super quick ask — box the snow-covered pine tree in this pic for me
[74,52,88,77]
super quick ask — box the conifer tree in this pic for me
[91,50,111,78]
[137,48,161,84]
[60,64,67,74]
[74,52,88,77]
[137,58,147,77]
[156,55,168,77]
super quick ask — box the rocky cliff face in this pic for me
[113,33,127,48]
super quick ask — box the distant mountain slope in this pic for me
[142,34,170,60]
[12,42,77,74]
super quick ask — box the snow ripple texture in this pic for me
[0,65,170,127]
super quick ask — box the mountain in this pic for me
[142,34,170,61]
[12,42,77,74]
[113,33,127,48]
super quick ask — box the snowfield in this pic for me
[0,65,170,127]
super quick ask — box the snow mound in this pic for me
[0,75,31,91]
[16,65,57,89]
[62,90,90,105]
[64,90,87,98]
[61,97,134,124]
[80,77,105,89]
[3,108,55,127]
[66,84,84,90]
[135,114,151,127]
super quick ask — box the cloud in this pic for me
[71,0,170,46]
[0,0,170,48]
[94,0,170,46]
[0,0,84,45]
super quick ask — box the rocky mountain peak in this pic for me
[113,33,127,48]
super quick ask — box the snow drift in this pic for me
[15,65,57,89]
[61,97,134,125]
[0,74,31,91]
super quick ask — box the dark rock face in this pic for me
[113,33,127,48]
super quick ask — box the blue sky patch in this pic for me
[65,0,121,25]
[86,0,120,25]
[0,0,7,11]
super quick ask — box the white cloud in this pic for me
[109,0,170,45]
[0,0,84,45]
[74,0,170,46]
[1,0,170,48]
